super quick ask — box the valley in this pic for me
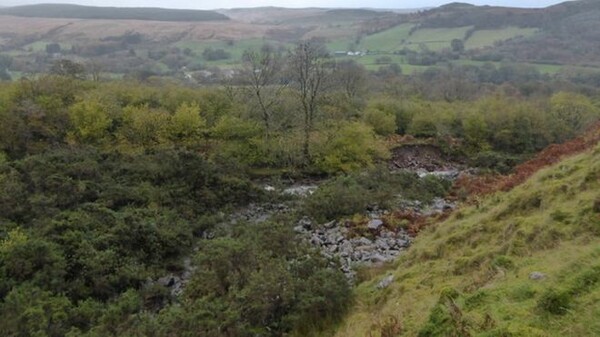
[0,1,599,336]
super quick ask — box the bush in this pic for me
[364,108,397,136]
[181,221,351,336]
[304,168,452,222]
[470,151,522,174]
[202,48,231,61]
[303,175,371,222]
[315,121,388,173]
[408,115,438,138]
[537,288,571,315]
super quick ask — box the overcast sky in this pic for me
[0,0,566,9]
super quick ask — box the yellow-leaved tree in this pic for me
[167,102,206,145]
[68,99,113,144]
[315,121,389,173]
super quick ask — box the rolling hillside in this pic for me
[1,1,600,80]
[332,128,600,336]
[0,4,229,22]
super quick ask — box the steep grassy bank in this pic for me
[333,143,600,336]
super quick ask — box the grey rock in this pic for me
[298,216,313,230]
[370,254,387,263]
[283,185,318,197]
[293,225,305,233]
[358,237,373,246]
[529,272,546,280]
[323,220,337,229]
[375,238,390,250]
[368,219,384,230]
[377,275,395,289]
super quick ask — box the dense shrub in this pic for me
[304,167,452,222]
[537,288,571,315]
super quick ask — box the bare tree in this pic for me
[288,40,330,163]
[240,44,286,139]
[334,59,368,100]
[87,61,103,82]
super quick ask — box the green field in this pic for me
[174,38,290,66]
[22,41,72,53]
[358,23,415,52]
[335,54,430,73]
[454,59,564,75]
[326,38,356,53]
[466,26,539,49]
[403,26,472,51]
[352,25,471,52]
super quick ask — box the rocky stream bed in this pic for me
[152,144,466,294]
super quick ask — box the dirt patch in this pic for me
[390,144,462,172]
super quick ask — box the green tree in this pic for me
[316,121,388,173]
[451,38,465,53]
[167,102,206,144]
[50,59,86,80]
[550,92,599,142]
[363,106,397,136]
[68,99,113,144]
[118,104,169,148]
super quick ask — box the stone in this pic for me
[529,271,546,280]
[157,275,182,289]
[323,220,337,229]
[293,225,305,233]
[370,254,387,263]
[377,275,395,289]
[298,216,312,230]
[368,219,384,230]
[282,185,318,197]
[375,238,390,250]
[358,237,373,246]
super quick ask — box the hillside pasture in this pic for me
[465,26,538,49]
[359,23,414,52]
[403,26,472,51]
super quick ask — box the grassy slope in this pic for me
[332,144,600,337]
[359,24,415,52]
[352,25,472,52]
[465,27,538,49]
[404,26,472,51]
[0,4,228,22]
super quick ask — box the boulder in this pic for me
[377,275,395,289]
[529,271,547,280]
[368,219,384,230]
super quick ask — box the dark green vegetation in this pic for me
[0,73,359,336]
[0,4,229,22]
[304,169,451,223]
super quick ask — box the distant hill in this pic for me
[219,7,391,24]
[0,4,229,22]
